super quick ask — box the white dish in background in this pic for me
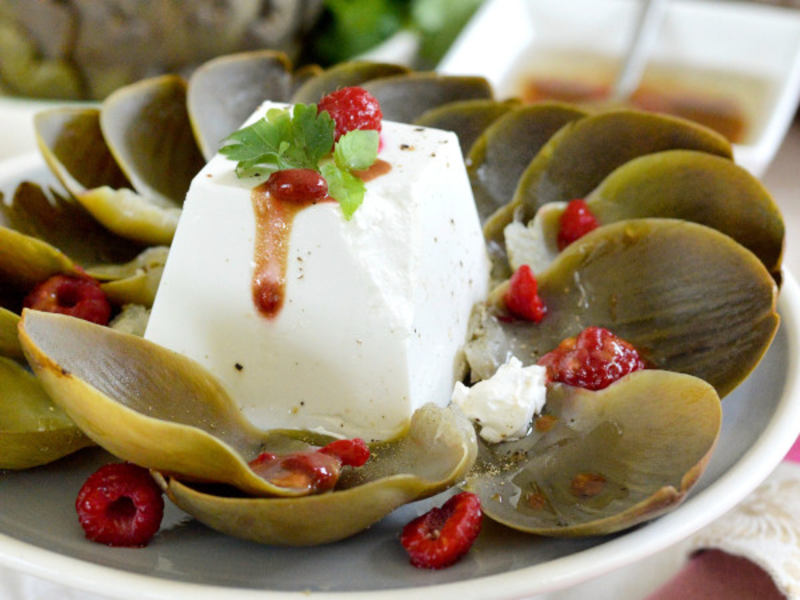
[1,153,800,598]
[438,0,800,177]
[0,96,95,162]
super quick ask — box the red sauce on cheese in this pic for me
[250,163,391,318]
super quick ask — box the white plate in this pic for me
[1,154,799,599]
[438,0,800,178]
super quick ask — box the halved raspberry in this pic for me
[318,86,383,142]
[537,326,646,391]
[75,463,164,547]
[318,438,370,467]
[400,492,482,569]
[557,199,599,250]
[504,264,546,322]
[23,273,111,325]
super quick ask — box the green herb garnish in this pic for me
[219,103,379,220]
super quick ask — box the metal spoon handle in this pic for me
[611,0,669,101]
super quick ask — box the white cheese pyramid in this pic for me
[145,102,490,441]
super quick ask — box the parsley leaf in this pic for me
[334,129,380,171]
[292,104,336,166]
[220,104,379,219]
[321,163,365,221]
[220,104,335,177]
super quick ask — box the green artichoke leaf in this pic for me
[362,72,493,124]
[468,369,721,536]
[100,74,205,206]
[414,98,519,157]
[0,355,93,469]
[188,50,294,160]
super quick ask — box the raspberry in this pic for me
[557,199,599,250]
[23,273,111,325]
[75,463,164,547]
[318,86,383,142]
[504,264,547,322]
[266,168,328,203]
[400,492,482,569]
[537,326,646,391]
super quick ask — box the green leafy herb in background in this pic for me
[219,104,379,220]
[305,0,485,68]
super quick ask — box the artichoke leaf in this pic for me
[586,150,785,279]
[290,64,324,96]
[0,307,23,361]
[34,107,131,197]
[471,102,587,227]
[466,219,779,398]
[413,98,519,157]
[77,186,180,246]
[0,225,78,296]
[156,403,478,546]
[0,355,93,469]
[87,245,168,280]
[92,246,168,307]
[99,266,164,308]
[291,60,410,104]
[467,369,721,536]
[362,72,493,124]
[108,304,150,337]
[502,110,733,231]
[508,150,785,282]
[188,50,294,160]
[4,181,143,268]
[100,74,205,206]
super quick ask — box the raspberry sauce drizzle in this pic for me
[251,180,334,318]
[250,163,391,318]
[353,158,391,182]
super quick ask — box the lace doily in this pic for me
[687,461,800,599]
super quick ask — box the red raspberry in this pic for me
[557,199,599,250]
[75,463,164,547]
[504,264,547,322]
[318,438,370,467]
[537,326,646,391]
[266,168,328,203]
[400,492,482,569]
[317,86,383,142]
[23,273,111,325]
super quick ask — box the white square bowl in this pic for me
[438,0,800,176]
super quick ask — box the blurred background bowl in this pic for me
[438,0,800,176]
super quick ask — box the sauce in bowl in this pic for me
[507,50,771,145]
